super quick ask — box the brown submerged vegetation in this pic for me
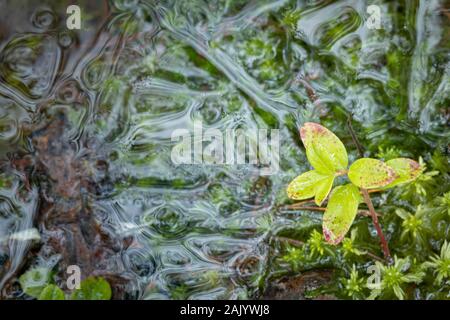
[2,108,133,299]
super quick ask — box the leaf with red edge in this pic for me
[348,158,397,189]
[287,170,334,205]
[300,122,348,174]
[383,158,423,188]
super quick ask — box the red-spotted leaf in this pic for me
[300,123,348,174]
[323,184,362,245]
[287,170,334,205]
[348,158,397,189]
[383,158,422,188]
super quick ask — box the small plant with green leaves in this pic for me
[19,267,112,300]
[395,206,429,246]
[19,267,52,299]
[70,277,112,300]
[438,191,450,216]
[341,229,364,258]
[307,229,333,258]
[368,257,424,300]
[282,247,305,270]
[343,265,366,299]
[423,241,450,285]
[287,123,423,259]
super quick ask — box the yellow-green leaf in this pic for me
[383,158,422,188]
[38,284,65,300]
[19,267,51,298]
[287,170,325,200]
[323,184,361,245]
[300,122,348,174]
[348,158,397,189]
[314,175,334,206]
[287,170,334,205]
[70,277,112,300]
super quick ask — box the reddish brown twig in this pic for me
[361,189,391,259]
[347,116,391,260]
[364,250,386,263]
[274,236,305,247]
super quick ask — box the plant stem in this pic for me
[364,251,385,263]
[367,189,383,194]
[293,206,326,211]
[335,169,348,176]
[283,199,316,207]
[346,116,365,156]
[347,116,391,261]
[274,236,305,247]
[282,204,326,211]
[357,209,380,217]
[361,188,391,260]
[296,74,320,106]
